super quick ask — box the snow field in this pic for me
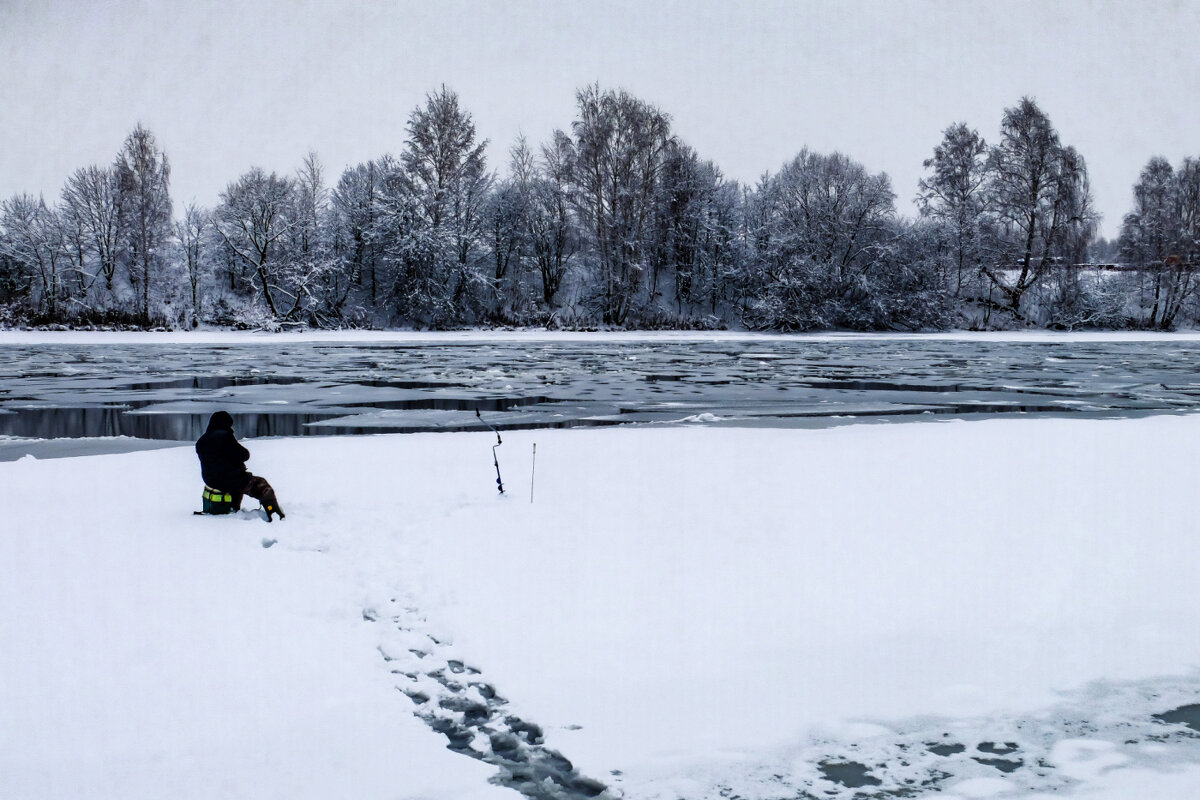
[394,419,1200,797]
[0,446,507,800]
[3,415,1200,798]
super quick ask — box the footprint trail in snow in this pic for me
[359,586,1200,800]
[366,601,615,800]
[363,595,1200,800]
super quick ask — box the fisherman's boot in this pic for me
[246,476,285,521]
[267,494,285,521]
[260,485,285,521]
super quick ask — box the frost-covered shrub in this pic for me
[204,295,280,330]
[740,263,831,331]
[0,300,29,328]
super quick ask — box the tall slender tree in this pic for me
[982,98,1094,319]
[401,87,491,313]
[332,160,383,305]
[1119,156,1199,328]
[176,203,209,327]
[522,130,577,309]
[917,123,990,296]
[114,125,172,321]
[569,84,673,324]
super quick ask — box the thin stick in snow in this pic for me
[531,443,536,503]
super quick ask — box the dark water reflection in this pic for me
[2,336,1200,459]
[0,407,340,441]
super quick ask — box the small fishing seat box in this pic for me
[201,486,236,514]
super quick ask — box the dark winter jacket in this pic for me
[195,411,251,492]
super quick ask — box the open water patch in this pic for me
[0,392,574,447]
[817,760,882,788]
[971,756,1023,773]
[0,406,343,441]
[7,337,1200,460]
[1154,704,1200,733]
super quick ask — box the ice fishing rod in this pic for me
[475,408,505,494]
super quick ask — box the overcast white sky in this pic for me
[3,0,1199,238]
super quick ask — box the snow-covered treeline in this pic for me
[2,87,1198,332]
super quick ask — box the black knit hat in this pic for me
[208,410,234,430]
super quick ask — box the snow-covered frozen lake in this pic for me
[4,331,1200,460]
[4,332,1200,800]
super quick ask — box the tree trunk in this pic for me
[258,263,278,316]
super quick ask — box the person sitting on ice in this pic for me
[195,410,285,521]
